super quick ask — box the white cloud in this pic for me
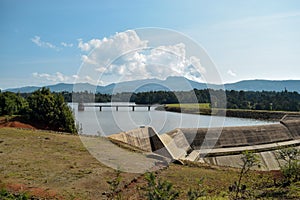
[32,72,100,85]
[77,30,206,84]
[31,36,58,50]
[81,55,98,65]
[61,42,73,47]
[32,72,71,82]
[227,69,237,77]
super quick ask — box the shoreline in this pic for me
[156,105,300,121]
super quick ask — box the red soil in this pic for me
[5,183,61,199]
[0,121,36,129]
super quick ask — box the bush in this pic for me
[105,170,123,200]
[229,151,260,199]
[187,177,206,200]
[0,188,30,200]
[277,147,300,184]
[27,88,77,134]
[144,172,179,200]
[0,92,28,116]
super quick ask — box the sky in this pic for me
[1,0,300,89]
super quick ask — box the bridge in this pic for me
[78,103,152,111]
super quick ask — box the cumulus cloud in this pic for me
[78,38,103,51]
[31,36,58,50]
[227,69,237,77]
[77,30,206,84]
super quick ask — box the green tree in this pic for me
[27,88,77,134]
[0,92,28,116]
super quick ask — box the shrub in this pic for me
[144,172,179,200]
[187,177,206,200]
[277,147,300,184]
[26,88,77,134]
[105,170,123,200]
[229,151,260,199]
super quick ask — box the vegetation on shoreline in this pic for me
[161,103,300,120]
[0,88,77,134]
[60,88,300,111]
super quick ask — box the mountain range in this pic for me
[3,76,300,94]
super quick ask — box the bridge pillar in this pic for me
[78,103,84,111]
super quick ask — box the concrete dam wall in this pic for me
[108,115,300,171]
[182,123,295,150]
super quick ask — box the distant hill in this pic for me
[4,77,300,94]
[224,80,300,93]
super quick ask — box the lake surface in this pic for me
[70,103,277,136]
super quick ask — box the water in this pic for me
[70,103,277,136]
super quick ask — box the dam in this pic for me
[108,114,300,171]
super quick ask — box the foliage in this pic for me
[166,103,210,109]
[277,147,300,184]
[131,89,300,111]
[0,188,30,200]
[20,88,300,111]
[105,170,123,200]
[0,92,28,116]
[144,172,179,200]
[26,87,77,133]
[225,89,300,111]
[187,177,206,200]
[229,151,260,199]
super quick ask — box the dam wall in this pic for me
[109,115,300,170]
[280,115,300,139]
[109,126,174,160]
[181,123,292,150]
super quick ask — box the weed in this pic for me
[144,172,179,200]
[105,170,123,200]
[229,151,260,199]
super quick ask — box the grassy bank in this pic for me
[0,128,299,199]
[160,103,300,120]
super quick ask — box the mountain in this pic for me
[5,83,98,93]
[224,80,300,92]
[3,77,300,94]
[101,76,207,94]
[4,86,41,93]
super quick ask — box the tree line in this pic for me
[0,88,77,134]
[57,89,300,112]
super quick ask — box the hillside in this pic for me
[1,128,299,199]
[4,77,300,94]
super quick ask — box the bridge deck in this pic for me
[84,105,152,107]
[79,104,152,111]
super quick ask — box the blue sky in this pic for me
[1,0,300,89]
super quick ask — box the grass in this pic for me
[166,103,211,109]
[0,127,299,199]
[0,128,138,199]
[164,103,300,120]
[165,103,212,115]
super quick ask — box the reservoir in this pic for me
[70,103,277,136]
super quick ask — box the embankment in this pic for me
[158,105,300,120]
[109,115,300,171]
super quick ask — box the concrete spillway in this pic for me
[108,115,300,171]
